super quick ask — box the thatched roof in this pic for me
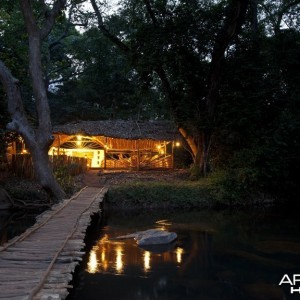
[53,120,178,141]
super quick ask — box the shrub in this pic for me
[54,165,76,196]
[106,180,215,209]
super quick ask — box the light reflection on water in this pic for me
[87,249,98,274]
[68,208,300,300]
[86,228,184,276]
[176,247,184,263]
[143,251,151,272]
[115,244,124,274]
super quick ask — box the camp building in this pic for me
[50,120,179,170]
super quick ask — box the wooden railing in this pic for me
[105,154,173,170]
[10,154,88,179]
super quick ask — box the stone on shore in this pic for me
[115,229,177,246]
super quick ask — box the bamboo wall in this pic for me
[10,154,88,179]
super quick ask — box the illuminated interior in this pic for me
[48,133,175,169]
[48,135,105,168]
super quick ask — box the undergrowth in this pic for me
[106,170,275,209]
[106,179,216,209]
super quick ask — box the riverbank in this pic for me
[100,170,276,209]
[1,169,277,210]
[106,181,275,210]
[0,170,83,209]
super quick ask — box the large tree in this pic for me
[0,0,71,200]
[90,0,249,175]
[50,27,165,123]
[213,0,300,197]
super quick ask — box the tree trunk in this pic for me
[250,0,258,32]
[179,127,211,176]
[199,130,212,176]
[0,0,67,201]
[0,60,65,201]
[198,0,249,175]
[30,147,65,200]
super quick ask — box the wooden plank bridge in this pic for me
[0,186,107,300]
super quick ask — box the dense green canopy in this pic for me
[1,0,299,200]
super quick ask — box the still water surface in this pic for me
[0,210,38,246]
[67,207,300,300]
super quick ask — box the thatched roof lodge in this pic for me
[51,120,179,170]
[53,120,177,141]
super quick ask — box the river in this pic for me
[66,207,300,300]
[0,210,39,246]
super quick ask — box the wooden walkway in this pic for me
[0,186,107,300]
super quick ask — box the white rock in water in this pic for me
[115,229,177,246]
[137,229,177,246]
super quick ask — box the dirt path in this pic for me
[79,169,189,188]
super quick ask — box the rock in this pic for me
[137,229,177,246]
[0,188,14,210]
[139,241,177,254]
[115,229,177,246]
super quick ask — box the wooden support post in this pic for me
[57,135,61,156]
[137,140,140,171]
[171,141,174,169]
[12,141,16,156]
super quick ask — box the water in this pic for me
[0,210,39,246]
[68,208,300,300]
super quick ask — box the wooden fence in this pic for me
[10,154,88,179]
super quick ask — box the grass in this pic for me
[105,169,276,209]
[106,178,219,209]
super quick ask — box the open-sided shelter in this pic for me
[50,120,179,170]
